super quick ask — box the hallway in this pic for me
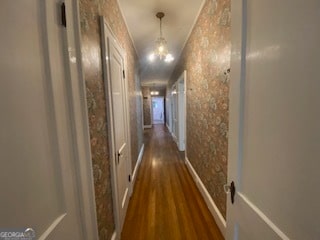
[121,125,223,240]
[2,1,320,239]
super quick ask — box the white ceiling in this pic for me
[117,0,204,88]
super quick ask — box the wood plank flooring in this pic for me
[121,125,224,240]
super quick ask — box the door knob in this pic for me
[224,181,236,204]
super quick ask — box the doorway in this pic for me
[171,71,186,151]
[0,1,98,239]
[100,17,132,235]
[152,97,165,124]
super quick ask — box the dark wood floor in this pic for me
[121,125,224,240]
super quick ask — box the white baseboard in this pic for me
[111,231,116,240]
[143,125,152,129]
[172,132,177,142]
[132,144,144,185]
[166,122,171,132]
[185,157,226,237]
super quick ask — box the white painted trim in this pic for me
[166,122,171,132]
[141,95,145,131]
[184,70,188,159]
[172,132,178,143]
[165,94,172,133]
[185,157,226,237]
[122,189,129,208]
[38,214,66,240]
[144,125,152,129]
[122,50,133,200]
[101,18,121,235]
[62,1,99,238]
[177,71,186,151]
[226,1,246,238]
[132,144,144,185]
[111,231,117,240]
[100,17,131,237]
[237,193,290,240]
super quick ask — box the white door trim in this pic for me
[183,70,188,159]
[1,1,98,238]
[237,193,290,240]
[132,144,145,185]
[100,16,132,237]
[151,96,165,124]
[178,71,186,151]
[63,1,99,238]
[171,71,186,151]
[171,84,178,142]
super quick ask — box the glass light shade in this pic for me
[155,37,168,59]
[148,12,174,63]
[164,53,174,62]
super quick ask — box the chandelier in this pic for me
[149,12,174,63]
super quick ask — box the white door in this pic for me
[0,1,97,239]
[166,96,172,132]
[227,1,320,239]
[178,72,186,151]
[101,19,131,232]
[171,85,178,141]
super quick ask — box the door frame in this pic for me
[183,70,188,158]
[170,71,187,151]
[100,16,132,237]
[177,70,186,152]
[151,96,165,124]
[171,84,178,142]
[165,93,172,132]
[1,1,99,238]
[56,0,99,238]
[226,0,246,237]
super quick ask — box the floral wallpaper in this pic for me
[168,0,231,218]
[79,0,143,239]
[131,73,143,167]
[142,87,152,126]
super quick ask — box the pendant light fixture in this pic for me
[149,12,174,63]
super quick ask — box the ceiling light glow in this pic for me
[164,54,174,62]
[148,12,174,63]
[148,53,155,62]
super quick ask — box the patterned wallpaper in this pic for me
[142,87,151,126]
[79,0,143,239]
[132,73,143,166]
[168,0,231,218]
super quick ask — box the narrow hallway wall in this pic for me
[79,0,143,239]
[168,0,231,218]
[142,87,152,127]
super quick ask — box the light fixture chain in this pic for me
[160,17,162,37]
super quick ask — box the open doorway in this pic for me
[152,97,164,124]
[171,71,186,151]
